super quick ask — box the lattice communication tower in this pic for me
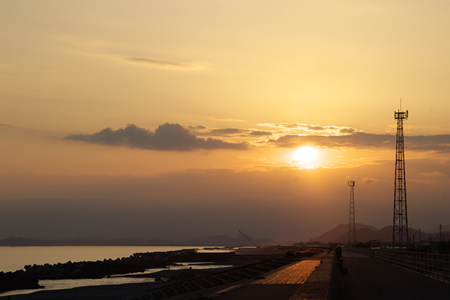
[348,181,356,245]
[393,109,409,246]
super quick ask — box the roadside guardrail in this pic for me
[351,247,450,283]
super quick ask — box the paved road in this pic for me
[341,249,450,300]
[254,260,321,285]
[212,260,321,300]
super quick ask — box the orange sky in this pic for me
[1,1,450,241]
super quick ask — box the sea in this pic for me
[0,246,232,297]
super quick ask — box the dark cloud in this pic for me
[306,125,326,131]
[407,135,450,152]
[250,131,273,136]
[340,128,356,134]
[188,125,207,130]
[273,132,450,152]
[208,128,243,136]
[66,123,248,151]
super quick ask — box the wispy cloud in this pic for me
[80,52,207,71]
[125,57,207,71]
[272,132,392,148]
[271,132,450,152]
[362,177,381,184]
[57,35,208,71]
[417,171,446,178]
[257,122,359,136]
[208,116,246,122]
[66,123,248,151]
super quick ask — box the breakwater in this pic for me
[0,249,198,293]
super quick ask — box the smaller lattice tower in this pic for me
[393,109,409,246]
[348,181,356,244]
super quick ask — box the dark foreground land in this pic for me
[2,246,449,299]
[340,249,450,300]
[1,246,325,300]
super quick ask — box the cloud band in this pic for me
[67,123,248,151]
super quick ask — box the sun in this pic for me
[292,146,319,168]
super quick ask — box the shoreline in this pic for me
[0,248,202,294]
[1,246,326,299]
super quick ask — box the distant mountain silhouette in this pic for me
[311,224,444,243]
[0,235,275,247]
[0,236,56,246]
[311,223,378,243]
[2,228,445,246]
[180,235,275,247]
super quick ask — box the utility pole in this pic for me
[348,181,356,245]
[393,108,409,247]
[440,224,442,242]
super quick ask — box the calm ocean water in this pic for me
[0,246,231,297]
[0,246,201,273]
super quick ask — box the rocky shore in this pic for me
[0,270,41,293]
[1,249,198,293]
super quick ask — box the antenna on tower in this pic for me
[400,97,402,111]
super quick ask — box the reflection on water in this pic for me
[1,277,157,297]
[0,246,201,273]
[0,248,234,297]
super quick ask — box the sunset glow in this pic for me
[1,1,450,243]
[292,146,320,169]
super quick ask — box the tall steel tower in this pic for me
[348,181,356,245]
[393,109,409,246]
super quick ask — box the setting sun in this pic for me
[292,146,320,168]
[3,3,450,292]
